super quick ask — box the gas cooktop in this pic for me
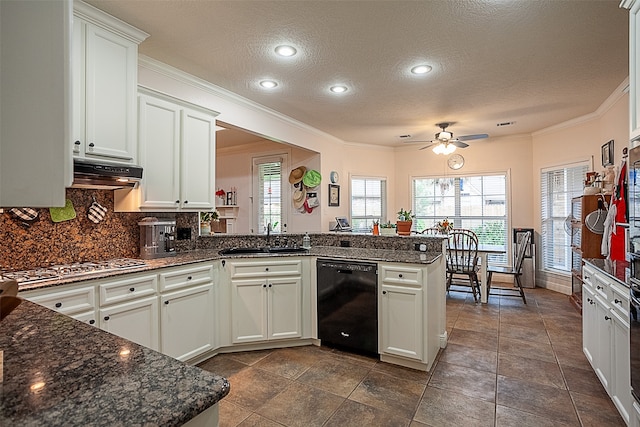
[1,258,147,284]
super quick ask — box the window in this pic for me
[253,155,286,234]
[540,161,589,273]
[412,174,508,264]
[351,177,387,232]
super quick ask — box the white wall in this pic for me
[531,81,629,294]
[216,140,321,234]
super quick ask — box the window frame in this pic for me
[411,171,511,265]
[540,159,591,275]
[252,154,288,234]
[350,175,388,233]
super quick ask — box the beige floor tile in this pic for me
[571,390,626,426]
[372,360,431,384]
[562,364,610,399]
[498,336,556,362]
[496,375,580,425]
[414,386,495,427]
[227,349,274,366]
[497,353,566,390]
[438,342,497,374]
[453,316,499,334]
[349,370,426,419]
[448,328,498,351]
[255,381,344,427]
[253,346,325,379]
[219,400,252,427]
[198,353,250,378]
[495,405,576,427]
[325,399,411,427]
[296,354,371,397]
[225,367,291,411]
[498,323,550,344]
[429,361,497,402]
[237,413,284,427]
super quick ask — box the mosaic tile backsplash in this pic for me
[1,189,197,270]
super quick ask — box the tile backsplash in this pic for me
[1,189,197,270]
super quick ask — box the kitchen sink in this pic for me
[218,247,309,255]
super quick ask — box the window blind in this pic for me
[540,161,589,273]
[255,158,283,234]
[351,177,387,232]
[413,174,508,264]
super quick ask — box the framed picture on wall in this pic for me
[329,184,340,207]
[602,140,614,167]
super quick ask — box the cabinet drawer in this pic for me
[72,310,98,327]
[99,274,158,306]
[582,263,597,287]
[593,273,611,300]
[380,264,423,286]
[159,263,213,292]
[610,281,630,318]
[27,286,95,315]
[230,259,302,279]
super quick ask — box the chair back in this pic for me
[446,229,479,274]
[421,227,441,235]
[513,230,531,273]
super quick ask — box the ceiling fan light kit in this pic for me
[409,122,489,154]
[432,143,456,155]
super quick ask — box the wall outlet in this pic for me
[414,243,427,252]
[177,227,191,240]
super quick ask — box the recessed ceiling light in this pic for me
[259,80,278,89]
[275,45,297,57]
[411,65,432,75]
[330,85,348,94]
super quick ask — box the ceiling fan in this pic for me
[407,123,489,153]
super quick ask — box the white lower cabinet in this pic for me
[380,283,423,360]
[100,295,159,350]
[227,258,303,344]
[378,260,445,371]
[72,310,98,327]
[159,263,216,362]
[582,261,632,426]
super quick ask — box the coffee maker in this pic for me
[138,217,177,259]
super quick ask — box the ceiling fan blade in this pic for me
[419,143,436,150]
[451,140,469,148]
[457,133,489,141]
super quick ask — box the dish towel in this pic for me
[88,200,107,223]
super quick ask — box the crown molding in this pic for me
[532,77,629,136]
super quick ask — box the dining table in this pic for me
[477,244,507,303]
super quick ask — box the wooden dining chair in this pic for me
[446,229,481,302]
[421,227,441,235]
[486,230,530,304]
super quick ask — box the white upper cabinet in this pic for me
[116,88,218,212]
[622,0,640,142]
[0,0,72,207]
[72,1,148,164]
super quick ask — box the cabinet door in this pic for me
[594,295,612,391]
[138,94,182,209]
[161,283,215,361]
[180,108,216,210]
[380,283,423,360]
[100,295,159,351]
[83,22,137,162]
[583,284,597,365]
[231,279,268,343]
[268,276,302,340]
[611,309,632,425]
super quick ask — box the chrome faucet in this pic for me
[266,222,272,247]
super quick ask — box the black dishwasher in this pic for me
[317,258,378,356]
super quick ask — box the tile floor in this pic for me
[198,287,626,426]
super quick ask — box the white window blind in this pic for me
[540,162,589,273]
[413,174,508,264]
[254,156,284,234]
[351,177,387,232]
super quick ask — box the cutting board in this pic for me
[49,198,76,223]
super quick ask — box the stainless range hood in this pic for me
[71,159,143,189]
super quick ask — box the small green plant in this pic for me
[380,220,396,229]
[396,208,415,221]
[200,210,219,223]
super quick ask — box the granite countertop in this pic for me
[0,300,230,426]
[17,246,442,293]
[584,258,629,287]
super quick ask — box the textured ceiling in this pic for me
[87,0,629,147]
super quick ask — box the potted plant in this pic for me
[200,210,219,235]
[380,220,397,235]
[372,220,380,235]
[436,217,453,234]
[396,208,415,236]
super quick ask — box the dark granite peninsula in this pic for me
[0,300,229,426]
